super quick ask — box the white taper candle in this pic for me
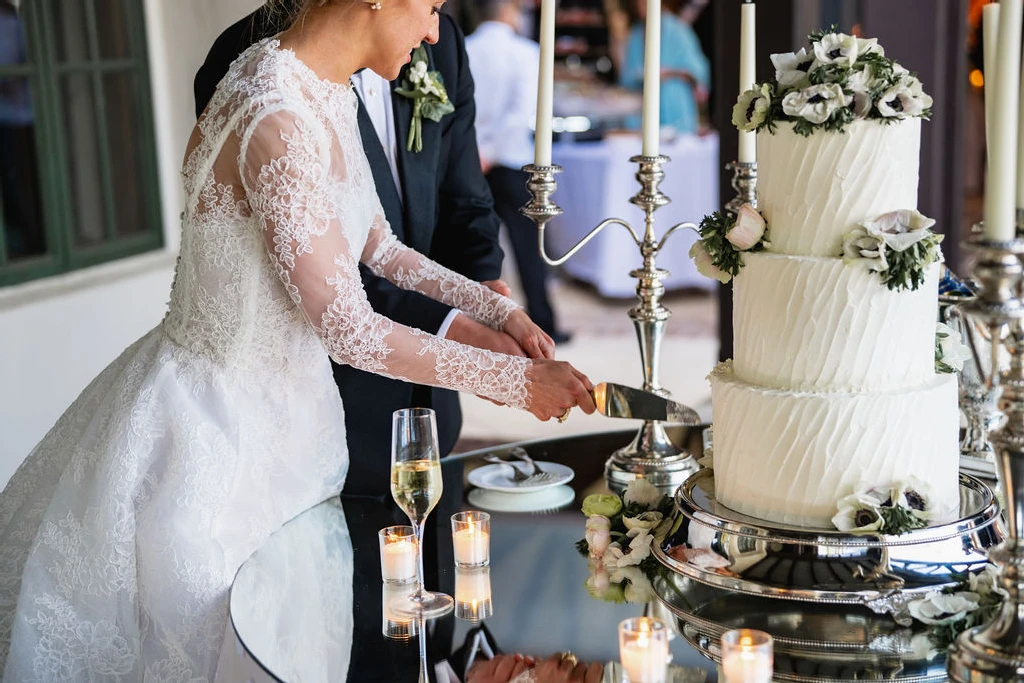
[983,1,1000,158]
[534,0,555,165]
[984,0,1023,240]
[641,0,661,156]
[738,1,756,163]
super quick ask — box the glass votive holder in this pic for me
[619,617,670,683]
[454,565,493,622]
[382,582,419,641]
[451,511,490,567]
[720,629,773,683]
[378,525,417,584]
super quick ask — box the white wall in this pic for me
[0,0,261,487]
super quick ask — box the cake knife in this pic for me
[591,382,701,425]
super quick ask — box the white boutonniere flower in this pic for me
[395,45,455,152]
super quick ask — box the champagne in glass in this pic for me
[391,459,443,524]
[388,408,453,618]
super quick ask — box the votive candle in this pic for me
[382,582,419,640]
[378,525,417,584]
[454,566,494,622]
[451,511,490,567]
[534,0,556,165]
[983,0,1023,240]
[737,1,756,163]
[640,0,661,156]
[720,629,773,683]
[619,617,670,683]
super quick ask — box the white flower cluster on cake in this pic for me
[832,476,937,535]
[691,204,769,284]
[733,27,933,136]
[840,209,944,291]
[935,322,972,374]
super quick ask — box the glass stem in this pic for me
[418,613,429,683]
[413,519,428,601]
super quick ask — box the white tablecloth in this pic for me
[547,132,719,297]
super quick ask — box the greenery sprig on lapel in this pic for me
[395,45,454,152]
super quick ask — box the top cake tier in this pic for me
[757,118,921,258]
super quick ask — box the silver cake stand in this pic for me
[653,572,949,682]
[653,468,1004,620]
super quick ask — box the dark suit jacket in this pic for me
[194,9,503,497]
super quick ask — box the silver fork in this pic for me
[482,454,531,484]
[507,448,557,484]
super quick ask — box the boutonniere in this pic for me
[395,45,455,152]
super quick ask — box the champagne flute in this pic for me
[389,407,454,617]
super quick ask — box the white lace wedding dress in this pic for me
[0,39,531,682]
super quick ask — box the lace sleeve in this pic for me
[362,221,520,330]
[238,105,530,410]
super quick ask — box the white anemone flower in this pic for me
[623,478,664,509]
[935,323,973,374]
[859,209,936,251]
[770,48,813,90]
[841,228,887,273]
[811,33,859,69]
[877,77,933,119]
[782,83,850,124]
[689,241,732,284]
[908,591,980,625]
[732,83,773,131]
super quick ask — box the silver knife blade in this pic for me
[592,382,701,425]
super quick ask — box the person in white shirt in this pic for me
[466,0,571,344]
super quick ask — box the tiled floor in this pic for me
[454,273,720,453]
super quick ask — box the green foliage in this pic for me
[697,211,767,278]
[881,233,944,291]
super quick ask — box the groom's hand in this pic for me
[482,279,512,298]
[446,313,526,357]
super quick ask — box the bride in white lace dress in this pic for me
[0,0,596,679]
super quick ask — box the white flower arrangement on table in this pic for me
[690,204,769,284]
[733,27,933,137]
[831,476,937,535]
[935,322,972,374]
[840,209,944,292]
[576,480,678,604]
[906,565,1005,658]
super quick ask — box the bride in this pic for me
[0,0,596,679]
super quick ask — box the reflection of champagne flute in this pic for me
[389,408,453,618]
[391,460,442,524]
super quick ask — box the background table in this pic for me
[547,133,720,298]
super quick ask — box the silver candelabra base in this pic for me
[947,231,1024,681]
[521,155,702,493]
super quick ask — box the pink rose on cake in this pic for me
[691,205,770,283]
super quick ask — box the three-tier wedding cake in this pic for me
[695,30,961,529]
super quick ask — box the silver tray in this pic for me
[652,572,948,682]
[654,469,1004,617]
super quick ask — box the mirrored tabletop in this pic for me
[224,426,956,683]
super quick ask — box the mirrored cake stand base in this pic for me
[654,469,1004,618]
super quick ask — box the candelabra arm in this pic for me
[536,217,641,267]
[656,221,700,253]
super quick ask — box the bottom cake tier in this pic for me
[709,363,960,527]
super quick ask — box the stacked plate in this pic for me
[466,460,576,513]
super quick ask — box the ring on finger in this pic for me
[557,408,571,423]
[559,651,579,668]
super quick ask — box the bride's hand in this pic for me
[503,309,555,360]
[532,654,603,682]
[524,360,596,421]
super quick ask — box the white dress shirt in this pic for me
[350,68,462,338]
[465,21,539,169]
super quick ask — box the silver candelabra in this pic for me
[947,229,1024,681]
[520,155,756,492]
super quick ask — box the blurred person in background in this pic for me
[618,0,709,135]
[466,0,572,344]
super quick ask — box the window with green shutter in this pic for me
[0,0,162,287]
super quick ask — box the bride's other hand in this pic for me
[448,314,527,357]
[504,309,555,360]
[525,360,596,421]
[483,279,513,298]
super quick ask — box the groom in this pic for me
[195,2,522,498]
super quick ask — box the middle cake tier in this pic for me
[732,253,940,392]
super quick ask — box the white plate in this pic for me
[466,462,574,493]
[467,485,576,513]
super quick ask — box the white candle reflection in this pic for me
[454,566,493,622]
